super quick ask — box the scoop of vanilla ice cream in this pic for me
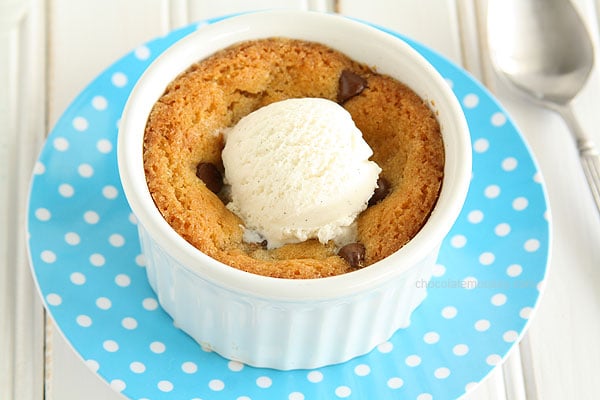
[222,97,381,249]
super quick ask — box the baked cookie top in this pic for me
[143,38,444,279]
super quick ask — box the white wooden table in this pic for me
[3,1,600,399]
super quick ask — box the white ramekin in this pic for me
[118,10,471,370]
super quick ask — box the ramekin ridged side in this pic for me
[139,223,437,369]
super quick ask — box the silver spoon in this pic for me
[487,0,600,214]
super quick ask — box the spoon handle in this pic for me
[560,105,600,215]
[578,140,600,212]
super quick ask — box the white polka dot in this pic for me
[479,252,495,265]
[96,297,112,310]
[417,393,433,400]
[512,197,529,211]
[33,161,45,175]
[58,183,75,197]
[475,319,491,331]
[102,185,118,199]
[150,341,166,354]
[289,392,305,400]
[503,330,519,342]
[524,239,540,252]
[72,116,88,131]
[484,184,501,198]
[486,354,502,366]
[226,360,243,371]
[434,367,451,379]
[467,209,484,223]
[121,317,137,330]
[110,379,126,392]
[84,211,100,224]
[128,213,138,224]
[377,341,393,353]
[182,361,198,374]
[335,385,351,398]
[520,307,533,319]
[41,250,56,263]
[46,293,62,306]
[387,377,404,389]
[208,379,225,391]
[502,157,518,171]
[158,380,174,392]
[495,223,511,237]
[534,172,543,183]
[35,208,51,221]
[97,139,112,153]
[450,234,467,248]
[463,93,479,108]
[506,264,523,277]
[112,72,128,87]
[115,274,131,287]
[85,359,99,372]
[537,280,545,292]
[491,293,507,306]
[354,364,370,376]
[201,344,211,353]
[76,315,92,327]
[473,138,489,153]
[237,397,251,400]
[465,382,478,392]
[405,354,421,367]
[256,376,272,388]
[142,298,158,311]
[423,331,440,344]
[135,254,146,267]
[307,371,323,383]
[92,95,108,110]
[431,263,446,277]
[53,137,69,151]
[78,163,94,178]
[90,253,105,267]
[103,340,119,352]
[491,112,507,126]
[109,234,125,247]
[445,78,454,88]
[70,272,86,285]
[134,45,151,60]
[453,344,469,356]
[462,276,478,290]
[130,361,146,373]
[441,306,458,319]
[65,232,81,245]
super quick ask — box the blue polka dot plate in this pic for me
[27,16,550,400]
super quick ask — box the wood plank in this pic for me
[337,0,463,64]
[0,0,47,399]
[48,0,169,128]
[187,0,312,21]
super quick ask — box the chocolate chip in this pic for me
[338,242,366,268]
[196,162,223,193]
[337,70,368,103]
[368,177,391,206]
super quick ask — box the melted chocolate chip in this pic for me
[338,242,366,268]
[196,162,223,193]
[337,70,368,103]
[368,177,391,206]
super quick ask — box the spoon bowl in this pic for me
[488,0,594,105]
[487,0,600,213]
